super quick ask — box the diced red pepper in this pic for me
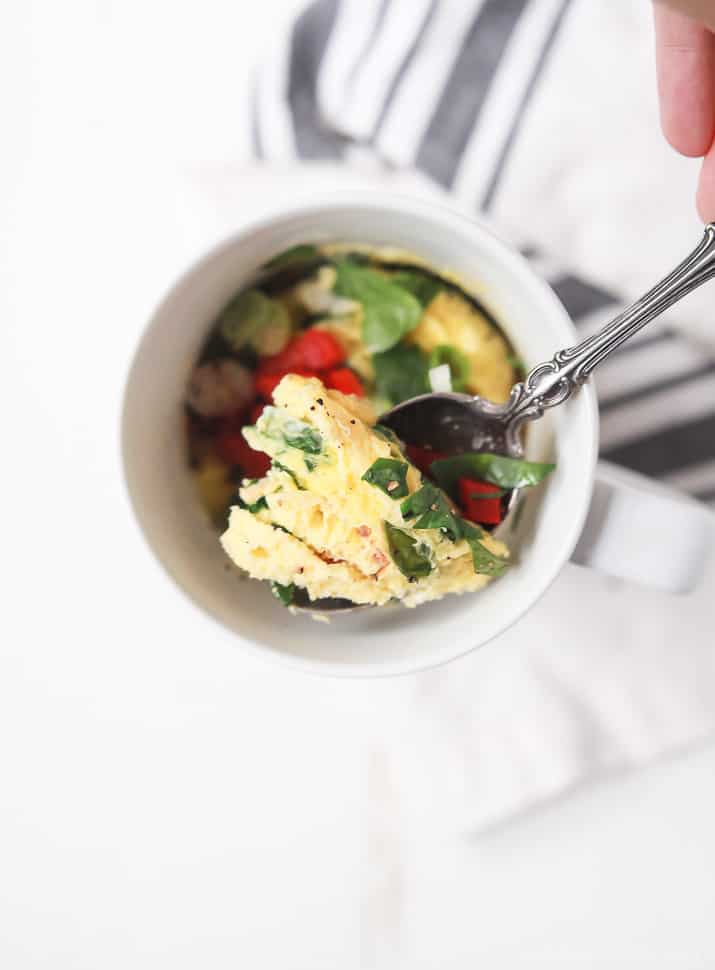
[249,401,266,424]
[458,477,503,525]
[259,330,344,375]
[323,367,364,397]
[405,444,449,476]
[215,430,271,478]
[255,372,284,400]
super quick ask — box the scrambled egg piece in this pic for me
[408,291,516,402]
[220,374,509,608]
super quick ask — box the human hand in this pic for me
[654,0,715,220]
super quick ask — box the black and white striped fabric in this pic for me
[251,0,715,505]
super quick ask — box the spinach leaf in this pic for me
[273,461,306,490]
[282,419,323,455]
[272,524,294,536]
[430,453,555,495]
[388,270,443,307]
[372,424,404,450]
[219,289,274,350]
[271,581,295,606]
[373,344,430,404]
[362,458,409,498]
[384,523,433,579]
[263,244,320,270]
[219,289,292,356]
[400,483,462,541]
[333,260,422,353]
[245,496,268,514]
[428,345,471,393]
[461,522,510,577]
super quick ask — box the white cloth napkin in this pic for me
[242,0,715,829]
[253,0,715,500]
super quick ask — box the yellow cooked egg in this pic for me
[220,375,509,608]
[408,290,516,402]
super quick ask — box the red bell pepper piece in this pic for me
[215,430,271,479]
[255,372,284,400]
[405,444,449,476]
[258,330,344,375]
[323,367,364,397]
[458,477,503,525]
[249,401,266,424]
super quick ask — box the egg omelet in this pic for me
[407,290,515,403]
[220,375,509,608]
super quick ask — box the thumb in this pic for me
[696,143,715,221]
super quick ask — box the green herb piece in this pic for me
[372,424,404,449]
[246,496,268,513]
[384,522,433,579]
[362,458,409,498]
[272,461,306,490]
[427,345,471,392]
[400,482,462,541]
[430,453,556,495]
[258,408,322,455]
[273,524,293,536]
[219,288,291,356]
[282,419,323,455]
[263,244,320,270]
[271,581,295,606]
[507,353,526,374]
[333,259,422,353]
[388,270,443,307]
[219,289,273,347]
[304,456,316,472]
[336,250,371,266]
[373,344,430,404]
[461,521,510,577]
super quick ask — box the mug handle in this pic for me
[570,460,714,593]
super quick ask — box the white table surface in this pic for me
[2,2,715,967]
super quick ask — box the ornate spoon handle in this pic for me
[504,223,715,427]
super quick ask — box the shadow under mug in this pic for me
[121,192,713,677]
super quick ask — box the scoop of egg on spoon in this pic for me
[295,224,715,615]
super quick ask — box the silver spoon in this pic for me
[295,224,715,615]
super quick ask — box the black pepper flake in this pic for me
[350,419,356,425]
[316,398,324,405]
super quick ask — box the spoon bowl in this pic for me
[296,223,715,616]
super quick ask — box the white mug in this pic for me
[121,192,713,676]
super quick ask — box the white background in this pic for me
[2,2,715,967]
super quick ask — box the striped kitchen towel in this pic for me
[250,0,715,505]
